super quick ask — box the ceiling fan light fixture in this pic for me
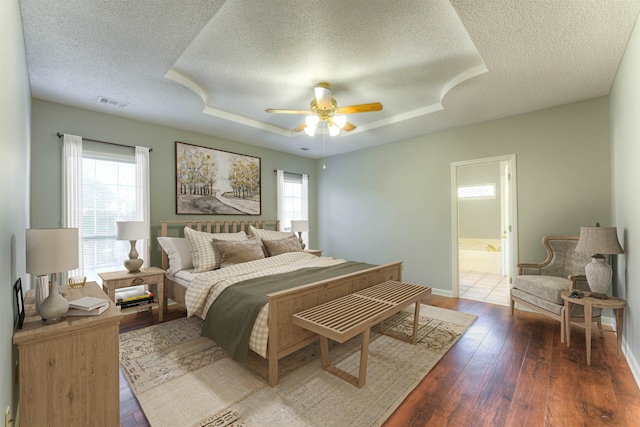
[333,114,347,128]
[304,125,316,136]
[305,115,320,127]
[329,124,340,136]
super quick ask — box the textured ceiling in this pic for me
[19,0,640,158]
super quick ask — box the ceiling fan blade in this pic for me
[336,102,383,114]
[265,109,312,114]
[342,121,356,132]
[292,123,307,132]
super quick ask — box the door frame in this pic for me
[451,154,519,298]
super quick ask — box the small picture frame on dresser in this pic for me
[14,278,25,329]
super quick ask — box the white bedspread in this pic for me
[185,252,346,357]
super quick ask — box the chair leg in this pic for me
[510,295,515,316]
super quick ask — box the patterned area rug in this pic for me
[120,305,476,427]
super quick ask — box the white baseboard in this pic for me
[623,337,640,390]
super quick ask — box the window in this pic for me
[276,170,309,243]
[281,173,304,231]
[458,184,496,200]
[82,153,137,282]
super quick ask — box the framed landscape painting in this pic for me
[175,141,261,215]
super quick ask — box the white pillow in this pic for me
[248,224,295,241]
[184,227,248,272]
[156,237,193,276]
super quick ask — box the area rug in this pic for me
[119,305,476,427]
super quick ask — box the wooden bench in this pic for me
[292,280,432,387]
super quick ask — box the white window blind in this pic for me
[82,153,136,282]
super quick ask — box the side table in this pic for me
[561,290,626,365]
[13,282,122,426]
[99,266,165,322]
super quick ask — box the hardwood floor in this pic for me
[119,297,640,426]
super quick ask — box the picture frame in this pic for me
[14,278,25,329]
[175,141,261,215]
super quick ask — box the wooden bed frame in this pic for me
[159,219,403,386]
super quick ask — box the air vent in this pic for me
[97,96,129,108]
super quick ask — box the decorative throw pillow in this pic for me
[184,227,248,272]
[248,225,295,241]
[262,235,303,257]
[156,237,193,276]
[211,239,265,268]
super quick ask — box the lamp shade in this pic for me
[26,228,79,275]
[575,226,624,255]
[290,220,309,233]
[116,221,149,241]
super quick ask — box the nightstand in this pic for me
[13,282,122,426]
[305,249,322,256]
[561,290,626,365]
[99,266,165,322]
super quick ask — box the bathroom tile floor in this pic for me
[459,270,509,306]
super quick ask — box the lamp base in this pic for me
[124,257,143,273]
[585,257,612,294]
[39,277,69,322]
[297,232,306,250]
[35,275,49,315]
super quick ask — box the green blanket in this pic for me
[201,261,375,361]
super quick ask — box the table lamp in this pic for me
[26,228,79,322]
[575,223,624,294]
[290,220,309,250]
[116,221,149,273]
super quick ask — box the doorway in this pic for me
[451,155,518,306]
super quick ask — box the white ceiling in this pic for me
[19,0,640,158]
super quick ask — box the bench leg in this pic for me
[319,330,371,388]
[358,328,370,388]
[320,336,330,369]
[411,302,421,344]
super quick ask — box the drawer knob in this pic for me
[132,277,144,285]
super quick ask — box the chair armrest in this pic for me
[569,275,588,289]
[517,263,543,275]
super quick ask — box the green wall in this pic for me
[610,10,640,387]
[317,97,612,294]
[1,0,31,418]
[457,162,502,240]
[30,100,319,267]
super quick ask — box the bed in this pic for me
[158,219,403,386]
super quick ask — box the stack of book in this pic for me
[66,296,110,316]
[116,289,155,309]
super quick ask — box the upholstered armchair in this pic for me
[510,235,602,340]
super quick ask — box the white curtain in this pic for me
[62,134,83,278]
[301,173,309,245]
[276,170,285,230]
[135,146,151,267]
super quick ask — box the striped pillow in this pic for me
[183,227,248,272]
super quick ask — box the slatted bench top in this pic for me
[293,280,431,342]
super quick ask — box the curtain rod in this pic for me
[273,169,308,176]
[56,133,152,152]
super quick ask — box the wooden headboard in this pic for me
[159,219,280,271]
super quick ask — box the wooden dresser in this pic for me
[13,281,123,427]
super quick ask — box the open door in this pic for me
[451,155,518,304]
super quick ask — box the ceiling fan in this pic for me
[265,82,383,136]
